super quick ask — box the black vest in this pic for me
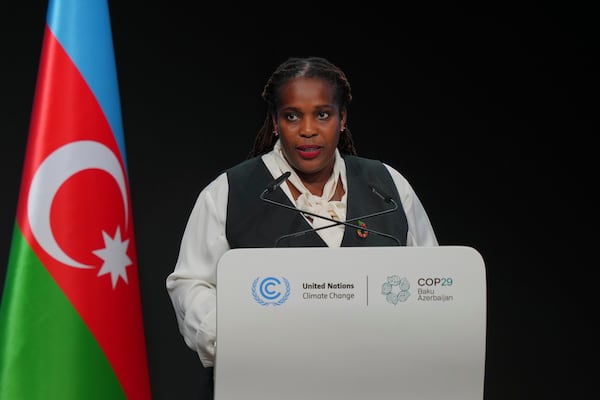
[225,156,408,248]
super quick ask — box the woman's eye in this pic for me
[286,113,299,122]
[317,111,330,120]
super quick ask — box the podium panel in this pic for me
[215,246,486,400]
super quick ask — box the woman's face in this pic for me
[274,77,345,184]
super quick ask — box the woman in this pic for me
[166,56,438,392]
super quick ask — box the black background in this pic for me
[1,2,594,399]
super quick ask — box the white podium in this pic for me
[214,246,486,400]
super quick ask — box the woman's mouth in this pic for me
[297,146,322,159]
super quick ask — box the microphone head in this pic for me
[369,184,393,203]
[267,171,291,193]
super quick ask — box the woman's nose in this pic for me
[300,118,317,137]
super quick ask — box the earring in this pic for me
[340,126,346,132]
[273,130,279,137]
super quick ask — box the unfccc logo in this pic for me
[252,276,290,306]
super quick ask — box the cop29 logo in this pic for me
[252,276,291,306]
[381,275,411,305]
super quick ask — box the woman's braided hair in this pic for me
[247,56,358,158]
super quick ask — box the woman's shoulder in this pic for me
[343,154,412,190]
[227,155,263,172]
[342,154,399,175]
[226,156,267,180]
[342,154,392,169]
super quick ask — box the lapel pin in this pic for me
[356,220,368,239]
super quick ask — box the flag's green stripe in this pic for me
[0,224,125,399]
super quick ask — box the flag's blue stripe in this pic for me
[46,0,128,169]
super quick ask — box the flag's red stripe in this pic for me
[16,25,150,399]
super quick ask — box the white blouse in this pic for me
[166,146,438,367]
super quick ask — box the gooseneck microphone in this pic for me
[264,171,292,193]
[260,171,401,247]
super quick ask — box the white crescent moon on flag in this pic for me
[27,140,129,269]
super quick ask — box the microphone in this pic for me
[260,172,401,246]
[369,184,393,203]
[264,171,291,194]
